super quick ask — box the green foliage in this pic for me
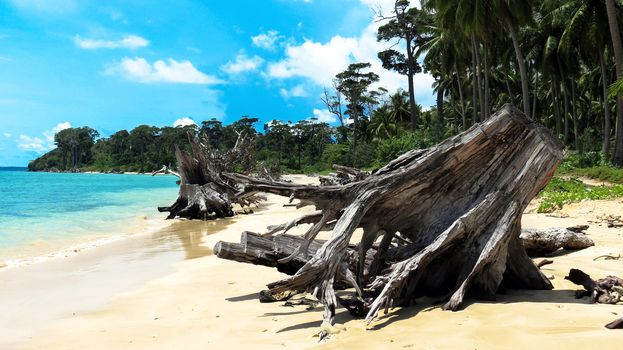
[537,177,623,212]
[375,130,436,165]
[322,144,352,168]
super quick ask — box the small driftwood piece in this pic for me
[319,164,370,186]
[606,318,623,329]
[152,165,181,178]
[520,226,594,256]
[217,105,563,333]
[158,132,264,220]
[565,269,623,329]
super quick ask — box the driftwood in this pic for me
[520,225,594,256]
[319,164,370,186]
[217,105,563,333]
[152,165,181,178]
[565,269,623,329]
[158,132,264,220]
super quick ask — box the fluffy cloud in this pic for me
[267,36,359,86]
[173,117,197,127]
[251,30,282,50]
[109,57,222,85]
[74,35,149,49]
[266,0,434,106]
[221,52,264,75]
[311,108,337,124]
[3,133,11,138]
[279,84,309,99]
[18,122,71,153]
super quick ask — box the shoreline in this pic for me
[0,214,175,271]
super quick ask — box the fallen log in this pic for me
[158,132,264,220]
[217,105,563,332]
[520,226,594,256]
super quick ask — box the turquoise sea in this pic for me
[0,168,179,263]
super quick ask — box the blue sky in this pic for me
[0,0,434,166]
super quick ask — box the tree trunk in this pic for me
[158,132,263,220]
[220,105,562,333]
[606,0,623,166]
[557,58,570,144]
[507,20,531,118]
[472,34,485,122]
[471,54,479,125]
[483,41,491,119]
[436,86,444,127]
[406,33,418,130]
[532,71,538,121]
[455,64,467,130]
[552,76,562,138]
[571,79,579,151]
[599,49,612,155]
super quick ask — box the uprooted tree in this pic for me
[216,104,564,332]
[158,132,265,220]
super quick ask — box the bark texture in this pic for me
[218,105,563,332]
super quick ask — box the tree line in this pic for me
[30,0,623,172]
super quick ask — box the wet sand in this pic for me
[5,176,623,349]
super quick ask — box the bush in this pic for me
[375,131,435,165]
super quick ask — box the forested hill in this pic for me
[27,101,447,174]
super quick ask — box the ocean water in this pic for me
[0,168,179,263]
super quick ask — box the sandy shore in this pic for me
[6,175,623,349]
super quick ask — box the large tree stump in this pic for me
[219,105,563,332]
[158,132,263,220]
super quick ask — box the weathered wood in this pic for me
[319,164,370,185]
[520,226,594,256]
[565,268,623,304]
[159,132,264,220]
[605,317,623,329]
[218,105,563,333]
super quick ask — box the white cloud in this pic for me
[221,52,264,75]
[266,0,434,106]
[109,57,222,85]
[279,84,309,99]
[19,135,47,153]
[251,30,282,50]
[3,133,11,138]
[74,35,149,49]
[173,117,197,127]
[18,121,71,153]
[311,108,337,124]
[268,36,359,85]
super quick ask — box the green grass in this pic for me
[537,177,623,213]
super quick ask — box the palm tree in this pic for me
[494,0,534,118]
[556,0,612,153]
[605,0,623,166]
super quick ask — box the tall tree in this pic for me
[605,0,623,166]
[377,0,424,130]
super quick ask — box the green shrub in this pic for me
[375,131,435,165]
